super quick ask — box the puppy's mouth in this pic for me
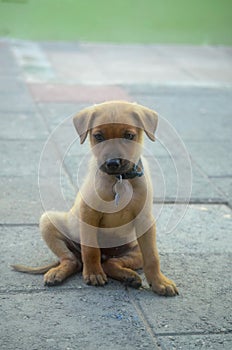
[99,158,133,175]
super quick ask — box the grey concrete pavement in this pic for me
[0,39,232,349]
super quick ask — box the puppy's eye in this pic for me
[94,133,105,142]
[124,133,135,140]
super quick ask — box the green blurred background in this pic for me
[0,0,231,44]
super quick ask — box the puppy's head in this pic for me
[73,101,158,175]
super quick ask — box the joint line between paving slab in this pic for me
[2,287,232,338]
[31,98,77,191]
[155,330,232,337]
[128,293,232,343]
[153,198,229,205]
[191,158,230,200]
[0,286,88,295]
[128,294,162,349]
[0,285,129,295]
[0,197,231,227]
[0,223,38,227]
[10,71,75,191]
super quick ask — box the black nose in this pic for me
[105,158,121,170]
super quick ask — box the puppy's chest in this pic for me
[99,190,144,229]
[96,179,132,203]
[100,207,134,228]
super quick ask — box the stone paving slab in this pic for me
[131,252,231,335]
[44,43,191,85]
[1,204,231,349]
[1,40,232,350]
[0,175,75,224]
[210,178,232,207]
[28,83,131,103]
[0,77,27,94]
[0,176,44,224]
[0,140,54,177]
[0,42,21,77]
[9,41,232,87]
[42,43,232,86]
[37,102,87,126]
[156,334,232,350]
[155,204,232,252]
[0,112,48,140]
[131,251,231,333]
[128,87,232,142]
[0,138,80,181]
[0,91,36,113]
[185,141,232,177]
[1,290,156,350]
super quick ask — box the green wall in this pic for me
[0,0,231,44]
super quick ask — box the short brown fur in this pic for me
[12,101,178,296]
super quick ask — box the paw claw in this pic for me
[151,273,179,297]
[84,271,107,286]
[44,268,64,286]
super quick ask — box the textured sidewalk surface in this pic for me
[0,39,232,350]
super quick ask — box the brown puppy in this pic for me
[12,101,178,296]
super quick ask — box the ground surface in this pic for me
[0,40,232,349]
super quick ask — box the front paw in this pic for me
[150,273,179,297]
[83,267,107,286]
[44,267,66,286]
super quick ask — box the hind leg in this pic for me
[40,211,81,286]
[102,245,143,289]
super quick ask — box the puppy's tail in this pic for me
[11,261,60,274]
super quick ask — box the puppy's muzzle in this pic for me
[106,158,121,171]
[100,158,131,175]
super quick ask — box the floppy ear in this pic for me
[73,106,95,144]
[134,104,158,141]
